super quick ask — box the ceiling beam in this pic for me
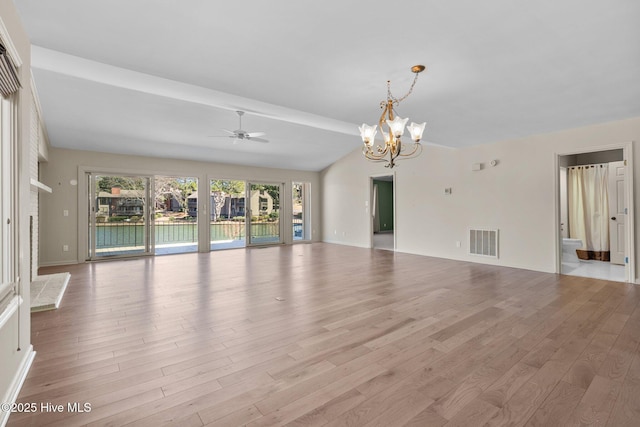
[31,45,358,136]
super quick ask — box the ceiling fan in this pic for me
[210,110,269,144]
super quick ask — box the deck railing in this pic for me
[95,221,289,249]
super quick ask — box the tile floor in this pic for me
[561,259,626,282]
[373,231,394,251]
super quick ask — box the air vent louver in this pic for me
[469,228,498,258]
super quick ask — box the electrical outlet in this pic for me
[63,245,69,252]
[456,241,461,248]
[63,209,69,217]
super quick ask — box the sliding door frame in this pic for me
[79,166,156,261]
[86,172,154,260]
[246,181,285,247]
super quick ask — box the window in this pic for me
[0,94,17,313]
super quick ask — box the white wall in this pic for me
[39,148,321,265]
[0,0,34,421]
[322,116,640,280]
[29,89,48,281]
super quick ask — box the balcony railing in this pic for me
[94,221,286,249]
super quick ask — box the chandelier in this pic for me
[359,65,426,168]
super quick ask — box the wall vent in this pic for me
[469,228,499,258]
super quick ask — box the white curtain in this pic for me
[568,164,610,261]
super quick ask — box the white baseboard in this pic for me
[38,260,79,268]
[322,239,371,249]
[0,346,35,427]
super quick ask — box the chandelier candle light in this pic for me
[359,65,426,168]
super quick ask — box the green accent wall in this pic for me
[374,180,394,231]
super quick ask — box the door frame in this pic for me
[86,172,154,260]
[246,181,285,247]
[554,142,635,282]
[292,181,312,242]
[369,172,396,250]
[80,166,156,261]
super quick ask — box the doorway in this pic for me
[557,147,635,282]
[371,175,395,251]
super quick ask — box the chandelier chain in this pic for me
[386,72,420,105]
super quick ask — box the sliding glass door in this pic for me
[154,176,198,255]
[247,182,282,246]
[210,179,246,250]
[87,176,298,256]
[88,173,152,259]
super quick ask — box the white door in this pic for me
[608,161,625,265]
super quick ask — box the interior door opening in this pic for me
[557,148,634,282]
[371,175,395,251]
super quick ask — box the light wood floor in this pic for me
[8,243,640,426]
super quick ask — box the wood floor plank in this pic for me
[523,380,585,427]
[564,375,620,426]
[607,352,640,427]
[283,389,366,426]
[442,397,499,427]
[322,366,435,427]
[562,331,617,389]
[249,363,388,426]
[7,244,640,427]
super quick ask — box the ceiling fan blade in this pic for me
[248,137,269,143]
[246,131,266,138]
[221,129,236,135]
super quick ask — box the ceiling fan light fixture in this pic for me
[209,110,269,144]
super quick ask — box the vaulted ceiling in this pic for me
[15,0,640,171]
